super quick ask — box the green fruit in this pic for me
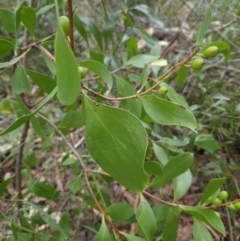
[59,16,70,36]
[158,86,168,96]
[204,46,219,58]
[234,201,240,210]
[78,67,87,79]
[228,204,237,212]
[213,198,222,205]
[218,190,228,201]
[191,58,204,70]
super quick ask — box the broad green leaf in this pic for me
[193,218,214,241]
[36,4,55,16]
[26,69,56,93]
[83,93,149,193]
[0,51,28,68]
[160,83,188,108]
[55,24,80,105]
[67,174,82,194]
[80,60,113,94]
[94,218,114,241]
[73,14,89,47]
[173,169,192,201]
[53,213,71,241]
[132,5,164,28]
[0,38,16,58]
[0,176,13,196]
[116,76,142,118]
[126,37,138,56]
[152,204,170,229]
[140,95,197,132]
[15,1,28,30]
[0,9,15,32]
[136,194,157,241]
[150,59,167,67]
[59,110,84,128]
[80,17,103,50]
[195,134,219,151]
[150,153,193,188]
[62,154,77,166]
[200,177,226,205]
[89,50,104,64]
[138,65,150,93]
[176,66,187,87]
[202,41,231,62]
[105,202,134,223]
[0,87,57,136]
[162,208,178,241]
[121,233,146,241]
[21,7,36,39]
[42,52,56,75]
[12,64,31,94]
[124,54,159,68]
[30,182,60,200]
[144,161,163,177]
[24,153,39,167]
[196,9,212,44]
[152,143,168,165]
[180,206,225,236]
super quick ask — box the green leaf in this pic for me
[42,52,56,75]
[80,60,113,94]
[126,37,138,56]
[80,17,103,50]
[196,9,212,44]
[83,93,149,193]
[152,204,170,229]
[30,182,60,200]
[12,64,31,94]
[124,54,159,68]
[0,9,15,32]
[144,161,163,177]
[0,51,28,68]
[21,7,36,39]
[0,87,57,136]
[55,24,80,105]
[150,153,193,188]
[26,69,56,93]
[105,202,134,223]
[173,169,192,201]
[0,38,16,58]
[200,177,226,205]
[140,95,197,132]
[138,65,150,93]
[67,174,82,194]
[0,176,13,197]
[121,233,146,241]
[193,218,214,241]
[176,66,187,87]
[73,14,89,47]
[116,76,142,118]
[59,110,84,128]
[132,5,164,28]
[53,213,71,241]
[195,134,219,151]
[15,1,28,30]
[94,218,114,241]
[89,50,104,64]
[180,206,225,236]
[152,142,168,165]
[162,208,178,241]
[62,154,77,166]
[136,194,157,241]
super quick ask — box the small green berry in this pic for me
[59,16,70,36]
[158,86,168,96]
[191,58,204,70]
[78,67,87,79]
[218,190,228,201]
[204,46,219,58]
[228,204,237,212]
[234,202,240,210]
[213,198,222,205]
